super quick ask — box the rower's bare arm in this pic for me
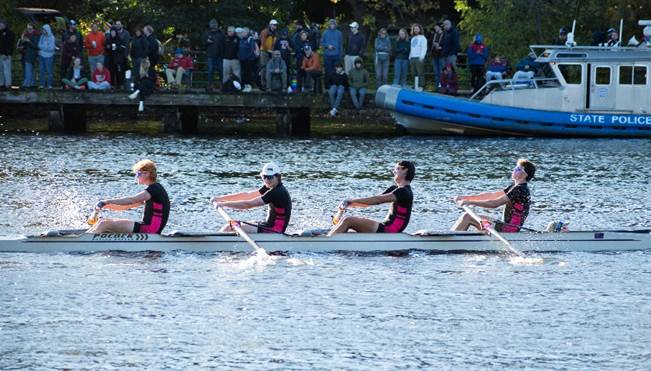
[456,191,505,202]
[350,193,396,207]
[104,191,151,210]
[223,196,265,210]
[470,194,509,209]
[212,190,261,203]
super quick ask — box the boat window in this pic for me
[634,66,647,85]
[595,67,610,85]
[619,66,648,85]
[619,66,633,84]
[557,53,587,58]
[558,64,582,84]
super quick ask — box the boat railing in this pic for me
[469,77,561,101]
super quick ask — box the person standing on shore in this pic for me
[60,34,81,87]
[84,23,105,74]
[0,20,16,90]
[211,162,292,234]
[129,28,148,82]
[430,23,445,89]
[452,159,536,232]
[344,21,366,74]
[442,19,460,68]
[221,26,240,91]
[88,159,170,235]
[392,28,410,87]
[329,160,415,236]
[237,27,260,93]
[18,23,39,89]
[409,24,427,91]
[374,28,391,87]
[37,24,56,89]
[203,19,224,92]
[320,19,343,88]
[466,33,488,93]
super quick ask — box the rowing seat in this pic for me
[165,230,237,237]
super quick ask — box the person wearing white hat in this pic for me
[211,162,292,234]
[259,19,280,71]
[344,21,365,74]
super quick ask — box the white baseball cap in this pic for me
[270,19,279,25]
[260,162,281,176]
[349,21,359,28]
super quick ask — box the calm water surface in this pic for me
[1,134,650,369]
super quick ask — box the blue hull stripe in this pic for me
[394,90,651,137]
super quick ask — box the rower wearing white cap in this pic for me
[211,162,292,233]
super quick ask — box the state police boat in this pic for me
[0,229,650,254]
[375,21,651,137]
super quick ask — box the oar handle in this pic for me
[214,203,266,254]
[462,205,523,256]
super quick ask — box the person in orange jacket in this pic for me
[84,22,105,74]
[298,45,322,93]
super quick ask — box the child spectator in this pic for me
[61,34,81,87]
[440,63,458,95]
[393,28,410,87]
[348,57,369,110]
[265,50,287,92]
[88,62,111,90]
[486,56,508,81]
[298,45,321,93]
[165,48,193,88]
[62,57,88,90]
[84,23,105,75]
[374,28,391,87]
[326,63,348,117]
[466,33,489,93]
[18,23,39,89]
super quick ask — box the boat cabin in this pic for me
[477,45,651,115]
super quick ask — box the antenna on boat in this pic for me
[618,18,624,47]
[566,20,577,47]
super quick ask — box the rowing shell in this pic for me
[0,230,649,254]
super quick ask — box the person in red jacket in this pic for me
[88,61,111,90]
[165,48,194,87]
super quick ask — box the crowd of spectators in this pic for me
[2,15,645,113]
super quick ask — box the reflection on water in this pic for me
[1,134,649,234]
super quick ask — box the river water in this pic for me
[1,133,650,369]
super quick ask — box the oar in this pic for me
[462,205,523,257]
[214,204,267,255]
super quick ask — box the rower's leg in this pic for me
[451,212,481,231]
[328,216,380,236]
[90,218,136,233]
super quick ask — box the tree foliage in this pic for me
[455,0,650,62]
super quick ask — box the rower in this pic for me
[88,159,170,234]
[452,158,536,232]
[328,160,415,236]
[211,162,292,233]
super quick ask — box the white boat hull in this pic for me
[0,230,649,254]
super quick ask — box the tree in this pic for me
[455,0,650,62]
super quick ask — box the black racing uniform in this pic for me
[257,182,292,233]
[377,184,413,233]
[133,182,170,234]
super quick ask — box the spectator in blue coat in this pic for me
[320,19,343,88]
[238,27,259,92]
[466,33,489,93]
